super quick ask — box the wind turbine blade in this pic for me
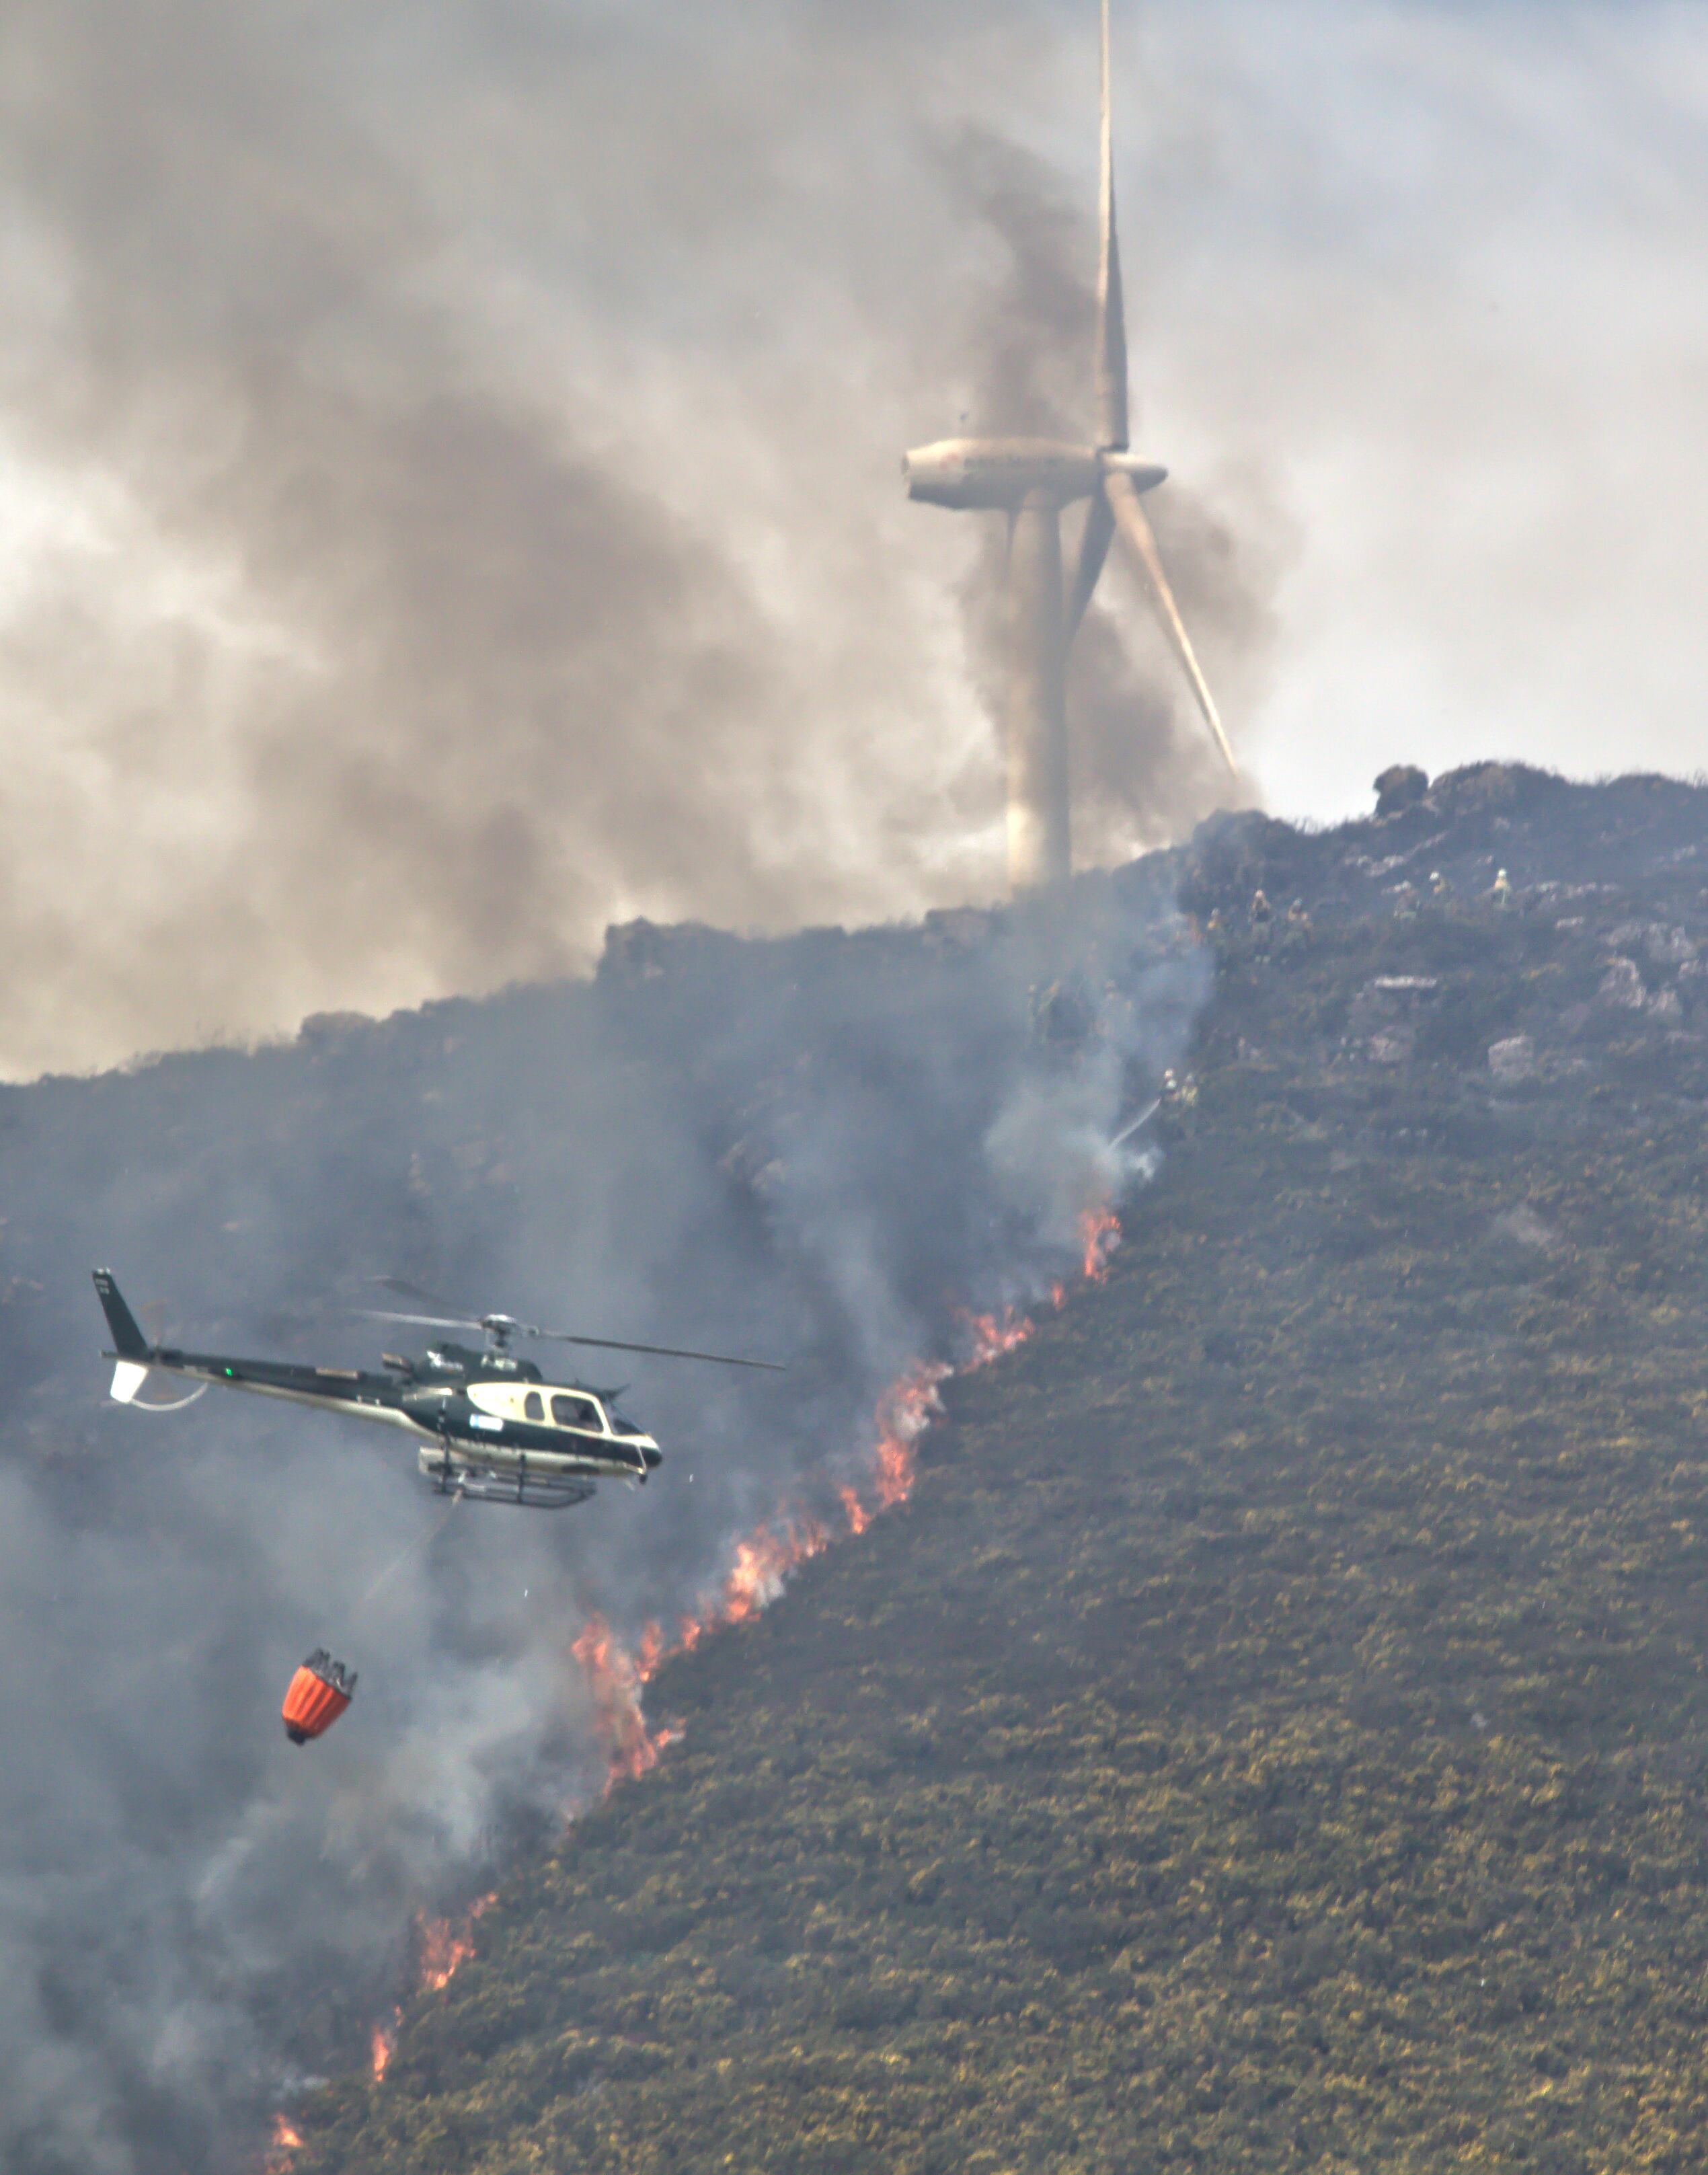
[1065,485,1116,636]
[1095,0,1129,450]
[1104,469,1237,774]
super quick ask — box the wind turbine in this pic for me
[903,0,1236,893]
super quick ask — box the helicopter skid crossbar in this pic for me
[426,1457,596,1511]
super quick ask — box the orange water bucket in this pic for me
[281,1649,357,1744]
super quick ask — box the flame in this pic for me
[572,1517,834,1795]
[262,2114,303,2172]
[415,1892,494,1993]
[564,1205,1121,1794]
[956,1305,1034,1365]
[303,1197,1127,2129]
[867,1359,950,1510]
[837,1309,1031,1529]
[370,2017,396,2081]
[720,1515,831,1622]
[573,1613,665,1783]
[1079,1207,1121,1282]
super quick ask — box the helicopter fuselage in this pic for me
[94,1272,660,1510]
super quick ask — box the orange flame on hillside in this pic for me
[569,1287,1060,1794]
[574,1615,665,1783]
[722,1516,832,1620]
[870,1359,950,1509]
[575,1513,834,1792]
[957,1305,1035,1365]
[415,1891,495,1993]
[1079,1207,1121,1282]
[370,2018,396,2081]
[340,1205,1123,2139]
[263,2114,303,2172]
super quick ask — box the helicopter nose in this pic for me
[642,1444,662,1470]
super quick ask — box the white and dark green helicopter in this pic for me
[93,1269,782,1509]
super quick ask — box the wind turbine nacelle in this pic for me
[903,439,1167,512]
[904,438,1101,512]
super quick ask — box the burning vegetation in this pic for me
[322,1245,1110,2114]
[8,813,1208,2174]
[286,769,1708,2173]
[557,1268,1103,1810]
[262,2114,303,2173]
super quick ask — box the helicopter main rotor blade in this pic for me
[372,1279,785,1371]
[374,1275,481,1322]
[360,1308,481,1333]
[525,1327,786,1373]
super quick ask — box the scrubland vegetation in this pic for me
[296,768,1708,2172]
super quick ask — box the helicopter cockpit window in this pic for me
[524,1391,543,1422]
[551,1393,600,1430]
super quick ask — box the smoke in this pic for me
[0,0,1702,1078]
[0,870,1206,2174]
[0,0,1279,1080]
[939,120,1269,874]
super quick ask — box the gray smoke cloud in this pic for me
[0,2,1701,1080]
[0,0,1278,1079]
[0,871,1205,2174]
[937,122,1268,867]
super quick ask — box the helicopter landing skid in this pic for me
[429,1462,596,1511]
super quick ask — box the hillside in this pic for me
[292,764,1708,2174]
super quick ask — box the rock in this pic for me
[1488,1035,1536,1084]
[1348,975,1440,1065]
[1598,958,1645,1009]
[922,907,994,954]
[298,1010,370,1048]
[1430,761,1566,817]
[1490,1204,1556,1250]
[600,917,670,981]
[1647,925,1696,966]
[1374,764,1429,818]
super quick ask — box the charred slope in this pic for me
[300,763,1708,2174]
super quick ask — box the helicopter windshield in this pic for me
[551,1392,603,1431]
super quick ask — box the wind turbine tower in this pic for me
[903,0,1236,893]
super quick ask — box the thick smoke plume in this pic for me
[0,872,1204,2173]
[0,0,1272,1079]
[941,124,1265,864]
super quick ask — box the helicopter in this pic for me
[91,1268,783,1510]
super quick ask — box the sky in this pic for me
[0,0,1704,1077]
